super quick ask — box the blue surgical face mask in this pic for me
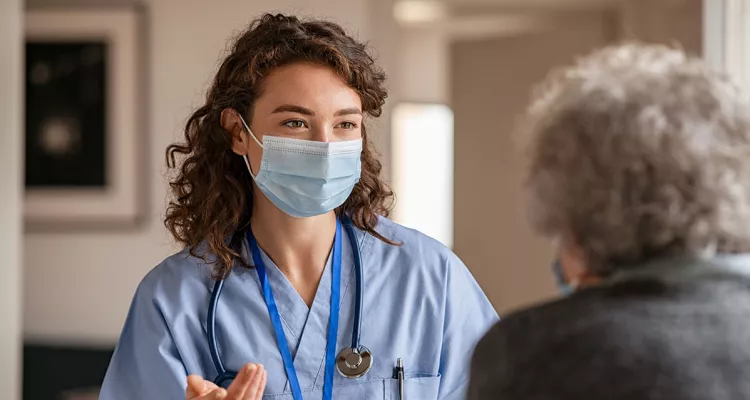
[238,115,362,218]
[551,259,574,295]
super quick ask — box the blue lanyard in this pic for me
[248,219,342,400]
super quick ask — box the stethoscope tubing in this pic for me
[207,216,365,384]
[208,278,233,384]
[346,219,364,349]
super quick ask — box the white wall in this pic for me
[23,0,395,345]
[703,0,750,87]
[0,0,23,396]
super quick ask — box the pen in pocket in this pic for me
[392,358,404,400]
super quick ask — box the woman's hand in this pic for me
[186,363,267,400]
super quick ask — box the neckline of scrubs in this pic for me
[239,220,377,394]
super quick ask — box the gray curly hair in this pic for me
[524,42,750,275]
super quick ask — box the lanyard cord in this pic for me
[248,219,343,400]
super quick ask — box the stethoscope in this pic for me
[207,216,373,387]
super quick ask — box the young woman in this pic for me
[100,13,497,400]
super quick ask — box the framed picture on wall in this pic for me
[24,5,147,231]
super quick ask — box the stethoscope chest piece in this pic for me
[336,346,373,378]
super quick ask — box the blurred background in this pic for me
[0,0,745,398]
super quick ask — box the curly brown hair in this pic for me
[165,13,395,278]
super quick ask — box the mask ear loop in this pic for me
[237,113,264,180]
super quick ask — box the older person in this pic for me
[468,42,750,400]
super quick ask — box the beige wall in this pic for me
[23,0,397,344]
[398,28,449,103]
[620,0,703,54]
[0,0,23,396]
[452,11,612,314]
[451,1,703,314]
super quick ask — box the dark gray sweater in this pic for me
[468,256,750,400]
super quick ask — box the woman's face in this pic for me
[231,62,363,175]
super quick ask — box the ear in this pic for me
[221,108,250,156]
[559,236,601,288]
[557,234,583,278]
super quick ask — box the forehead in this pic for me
[255,62,362,111]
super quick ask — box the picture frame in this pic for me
[24,5,148,231]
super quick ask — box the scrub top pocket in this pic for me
[385,375,441,400]
[257,375,441,399]
[260,378,387,399]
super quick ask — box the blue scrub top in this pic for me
[100,217,499,399]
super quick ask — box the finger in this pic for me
[226,363,259,399]
[243,364,265,400]
[250,368,267,400]
[215,389,228,400]
[207,388,228,400]
[196,388,227,400]
[186,375,206,398]
[187,375,221,399]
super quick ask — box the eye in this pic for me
[283,120,307,129]
[338,121,357,130]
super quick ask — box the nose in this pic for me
[310,123,332,143]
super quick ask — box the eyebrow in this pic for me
[334,107,362,117]
[271,104,362,117]
[272,104,314,116]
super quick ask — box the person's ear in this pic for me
[559,236,601,289]
[221,108,250,156]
